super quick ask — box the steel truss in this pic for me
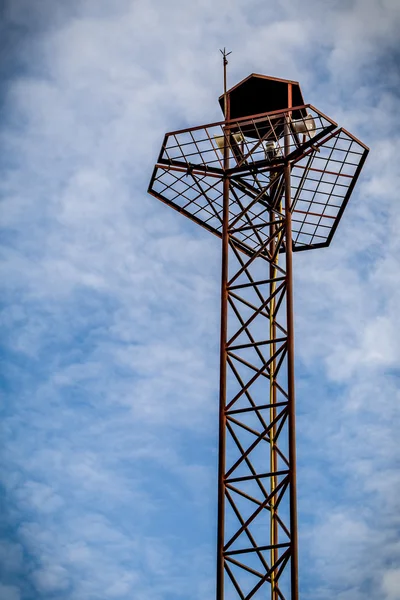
[148,100,368,600]
[217,154,297,600]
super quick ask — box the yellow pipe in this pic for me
[270,198,282,599]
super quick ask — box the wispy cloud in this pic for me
[1,0,399,598]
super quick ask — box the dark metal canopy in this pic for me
[218,74,305,119]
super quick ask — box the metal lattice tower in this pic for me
[148,61,368,600]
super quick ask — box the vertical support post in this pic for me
[285,84,299,600]
[216,55,230,600]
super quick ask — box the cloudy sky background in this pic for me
[1,0,400,598]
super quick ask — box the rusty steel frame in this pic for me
[215,88,298,600]
[148,106,368,255]
[148,77,369,600]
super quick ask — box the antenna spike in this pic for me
[219,48,232,118]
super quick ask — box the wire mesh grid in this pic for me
[151,167,224,233]
[290,128,368,250]
[149,108,368,254]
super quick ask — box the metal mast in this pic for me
[148,58,368,600]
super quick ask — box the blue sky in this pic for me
[0,0,400,598]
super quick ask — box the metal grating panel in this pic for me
[149,106,368,254]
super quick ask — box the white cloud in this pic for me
[32,564,70,594]
[1,0,400,599]
[382,569,400,600]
